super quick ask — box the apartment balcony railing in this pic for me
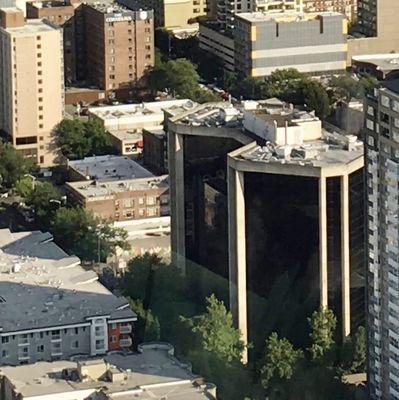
[119,325,132,334]
[119,338,132,347]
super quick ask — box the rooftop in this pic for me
[352,53,399,72]
[89,99,197,123]
[0,343,216,399]
[68,155,153,181]
[0,229,136,334]
[234,130,363,169]
[381,79,399,95]
[235,11,342,23]
[67,175,169,198]
[3,17,57,33]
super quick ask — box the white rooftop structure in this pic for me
[89,99,198,131]
[0,343,217,400]
[68,155,153,181]
[0,229,136,334]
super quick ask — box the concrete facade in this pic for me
[0,8,64,166]
[167,100,365,360]
[365,81,399,400]
[234,12,348,77]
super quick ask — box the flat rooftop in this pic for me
[68,155,153,181]
[89,99,197,122]
[108,129,143,142]
[3,17,57,33]
[235,11,342,23]
[352,53,399,72]
[236,131,363,168]
[0,343,215,399]
[0,229,136,333]
[67,175,169,198]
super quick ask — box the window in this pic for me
[39,124,43,129]
[147,196,156,205]
[37,44,41,49]
[38,88,43,93]
[145,45,151,50]
[74,327,79,335]
[110,323,117,329]
[37,53,42,58]
[95,339,105,350]
[37,345,44,353]
[147,207,157,217]
[128,29,132,34]
[109,74,115,79]
[145,54,151,59]
[123,198,133,208]
[71,340,79,349]
[145,27,151,33]
[95,326,104,336]
[38,97,43,102]
[39,106,43,111]
[2,349,9,358]
[110,335,117,343]
[139,208,145,217]
[1,336,9,344]
[39,115,43,120]
[38,70,42,75]
[138,197,145,205]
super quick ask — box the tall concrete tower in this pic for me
[365,81,399,400]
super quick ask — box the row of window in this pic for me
[1,327,86,344]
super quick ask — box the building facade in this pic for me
[365,81,399,400]
[26,0,77,84]
[0,8,63,166]
[303,0,356,22]
[66,175,169,222]
[234,12,348,77]
[83,4,154,98]
[119,0,211,32]
[0,229,136,366]
[167,100,365,361]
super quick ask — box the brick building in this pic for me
[66,175,169,222]
[143,128,168,174]
[83,4,154,99]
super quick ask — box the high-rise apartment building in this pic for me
[0,8,63,166]
[365,81,399,400]
[83,4,154,98]
[167,99,365,360]
[26,0,77,84]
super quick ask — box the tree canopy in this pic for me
[26,181,61,229]
[0,141,36,189]
[55,118,115,159]
[52,206,128,262]
[181,294,245,362]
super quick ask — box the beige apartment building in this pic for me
[0,8,63,166]
[303,0,357,22]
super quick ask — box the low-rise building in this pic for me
[67,155,153,182]
[0,343,217,399]
[66,175,169,222]
[88,99,197,155]
[0,229,137,366]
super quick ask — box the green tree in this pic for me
[13,175,36,197]
[260,332,303,391]
[340,326,367,374]
[181,294,245,362]
[55,119,114,159]
[165,58,199,98]
[302,80,331,119]
[330,74,362,102]
[55,119,89,159]
[129,298,161,344]
[0,141,36,189]
[308,307,337,362]
[26,182,61,229]
[52,207,128,262]
[359,73,377,95]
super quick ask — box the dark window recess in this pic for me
[16,136,37,145]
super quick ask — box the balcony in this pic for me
[119,338,132,347]
[119,325,132,334]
